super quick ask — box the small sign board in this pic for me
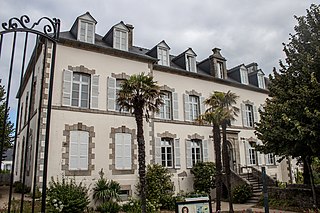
[175,197,210,213]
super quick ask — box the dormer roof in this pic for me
[70,12,97,37]
[146,40,171,58]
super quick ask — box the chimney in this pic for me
[126,24,134,48]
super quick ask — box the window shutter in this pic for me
[174,138,181,168]
[190,57,196,72]
[79,131,89,170]
[202,139,209,162]
[115,133,123,169]
[253,105,258,123]
[183,94,190,121]
[173,92,179,120]
[62,70,72,106]
[200,96,205,115]
[69,131,78,170]
[257,151,262,166]
[107,77,116,111]
[155,137,161,165]
[123,133,132,169]
[245,141,250,166]
[91,75,99,109]
[186,140,192,169]
[241,103,246,127]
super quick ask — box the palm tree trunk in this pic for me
[222,121,234,213]
[213,124,222,211]
[303,157,311,185]
[306,156,317,208]
[134,108,147,213]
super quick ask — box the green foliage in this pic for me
[13,181,31,193]
[93,169,121,204]
[232,184,252,204]
[143,164,175,210]
[6,200,41,212]
[46,176,89,213]
[121,197,158,213]
[0,81,14,158]
[96,200,121,213]
[191,162,216,194]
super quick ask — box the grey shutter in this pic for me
[186,140,192,169]
[107,77,116,111]
[183,94,190,121]
[62,70,72,106]
[79,131,89,170]
[241,103,246,127]
[90,75,99,109]
[253,105,258,124]
[174,138,181,168]
[202,139,209,162]
[123,133,132,169]
[155,137,161,165]
[245,141,250,166]
[257,151,262,166]
[173,92,179,120]
[200,96,205,115]
[69,131,78,170]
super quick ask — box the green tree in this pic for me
[255,4,320,208]
[191,162,216,194]
[117,73,162,213]
[0,81,14,162]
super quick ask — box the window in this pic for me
[119,190,130,201]
[161,138,173,168]
[191,140,202,166]
[245,104,254,127]
[71,73,90,108]
[258,74,265,89]
[158,47,169,66]
[248,146,256,165]
[63,69,99,109]
[160,91,172,119]
[115,133,132,170]
[114,29,128,51]
[240,68,249,84]
[24,92,29,126]
[69,131,89,170]
[79,20,94,43]
[189,95,199,121]
[216,62,224,78]
[186,55,196,72]
[266,153,275,165]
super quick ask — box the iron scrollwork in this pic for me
[1,15,60,40]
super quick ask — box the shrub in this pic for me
[46,176,89,213]
[142,164,175,210]
[13,181,31,193]
[191,162,216,194]
[121,197,157,213]
[92,169,121,204]
[96,200,121,213]
[232,184,252,203]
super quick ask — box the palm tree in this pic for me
[117,73,162,213]
[199,91,238,212]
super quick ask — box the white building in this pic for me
[14,12,295,198]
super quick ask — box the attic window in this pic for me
[157,47,169,66]
[78,20,95,44]
[186,55,196,72]
[258,74,265,89]
[216,62,224,78]
[114,29,128,51]
[240,68,249,85]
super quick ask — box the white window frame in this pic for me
[78,20,95,44]
[245,104,254,127]
[115,79,129,112]
[114,28,128,51]
[160,91,172,119]
[216,62,224,78]
[71,73,91,108]
[69,131,89,170]
[266,153,275,165]
[115,133,132,170]
[186,54,196,72]
[191,140,202,166]
[189,95,199,121]
[258,74,265,89]
[161,138,173,168]
[158,47,169,66]
[240,68,249,84]
[248,146,256,165]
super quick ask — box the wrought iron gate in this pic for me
[0,15,60,212]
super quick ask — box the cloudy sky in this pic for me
[1,0,318,76]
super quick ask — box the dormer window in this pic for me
[258,73,265,89]
[79,20,95,43]
[114,28,128,51]
[216,62,224,78]
[186,55,196,72]
[240,68,249,84]
[158,47,169,66]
